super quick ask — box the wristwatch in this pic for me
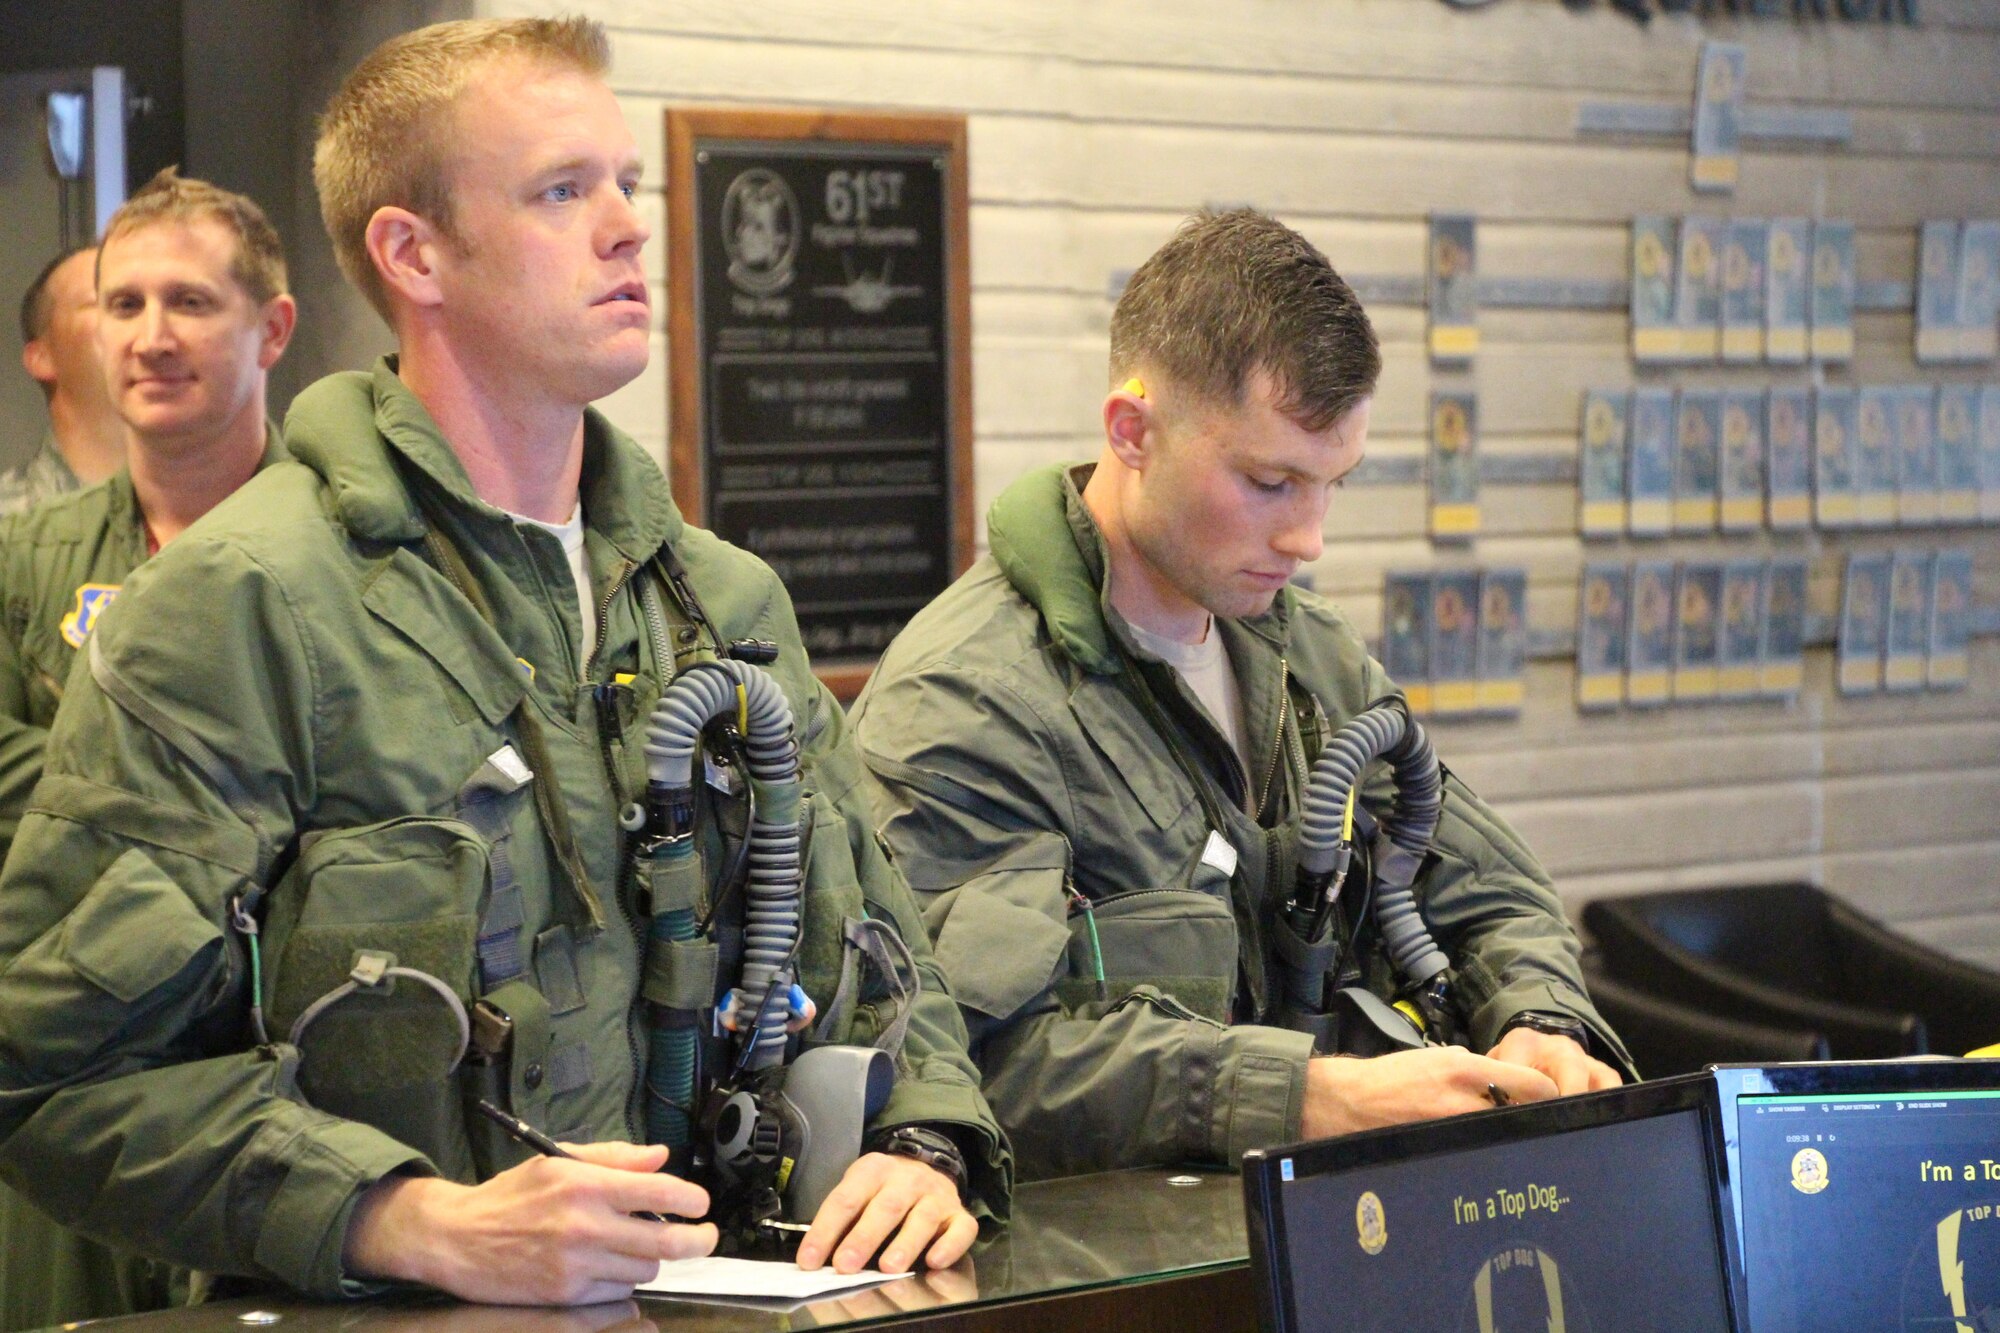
[1501,1011,1592,1048]
[868,1125,968,1193]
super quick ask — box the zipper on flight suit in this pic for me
[1252,659,1294,824]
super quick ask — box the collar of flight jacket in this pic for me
[985,461,1300,677]
[281,357,684,571]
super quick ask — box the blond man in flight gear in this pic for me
[0,19,1005,1309]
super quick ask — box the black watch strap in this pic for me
[1501,1010,1591,1048]
[868,1125,968,1193]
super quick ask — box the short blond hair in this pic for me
[101,167,289,305]
[313,16,610,318]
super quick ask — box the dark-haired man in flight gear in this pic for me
[0,167,295,1333]
[852,210,1631,1181]
[4,246,127,515]
[0,17,1004,1309]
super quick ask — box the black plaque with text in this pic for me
[687,136,962,671]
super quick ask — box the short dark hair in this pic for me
[1110,209,1379,432]
[19,245,93,346]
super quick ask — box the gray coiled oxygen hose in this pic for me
[641,659,802,1075]
[1284,700,1453,1046]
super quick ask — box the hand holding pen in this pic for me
[343,1104,717,1304]
[475,1099,691,1224]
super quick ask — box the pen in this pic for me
[1485,1082,1512,1107]
[473,1098,679,1224]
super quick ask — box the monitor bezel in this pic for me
[1242,1073,1743,1333]
[1713,1057,2000,1322]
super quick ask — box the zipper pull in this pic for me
[1067,889,1107,998]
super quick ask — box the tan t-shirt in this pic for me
[1126,615,1250,776]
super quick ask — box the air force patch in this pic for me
[59,583,122,649]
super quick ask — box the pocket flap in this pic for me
[362,549,528,727]
[63,848,223,1003]
[1081,888,1238,991]
[1069,680,1194,831]
[930,840,1072,1021]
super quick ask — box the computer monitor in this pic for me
[1716,1059,2000,1333]
[1243,1074,1743,1333]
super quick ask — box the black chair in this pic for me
[1584,883,2000,1060]
[1582,956,1828,1078]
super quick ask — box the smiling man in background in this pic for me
[0,167,294,1333]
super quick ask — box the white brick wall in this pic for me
[413,0,2000,970]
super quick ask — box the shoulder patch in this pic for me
[59,583,122,648]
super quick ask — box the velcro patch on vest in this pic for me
[535,924,587,1016]
[546,1042,592,1095]
[60,583,121,648]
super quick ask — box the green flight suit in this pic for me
[0,363,1007,1303]
[0,432,283,1332]
[851,464,1631,1181]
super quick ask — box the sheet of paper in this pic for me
[637,1255,910,1300]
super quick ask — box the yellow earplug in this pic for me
[1121,377,1147,399]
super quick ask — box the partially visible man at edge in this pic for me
[0,16,1005,1311]
[3,246,128,514]
[0,168,296,1332]
[851,209,1632,1182]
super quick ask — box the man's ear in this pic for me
[1102,383,1153,470]
[256,293,298,369]
[21,337,54,388]
[364,206,447,311]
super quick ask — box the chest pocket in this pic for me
[259,816,489,1181]
[1068,679,1195,833]
[1057,886,1239,1024]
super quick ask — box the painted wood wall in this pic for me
[466,0,2000,964]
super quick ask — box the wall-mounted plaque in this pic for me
[1915,220,1962,366]
[1576,563,1627,714]
[1672,561,1724,703]
[1719,389,1766,533]
[1429,391,1481,542]
[1689,41,1745,194]
[666,108,973,699]
[1765,218,1811,364]
[1760,558,1808,700]
[1884,548,1933,692]
[1428,213,1479,363]
[1720,218,1767,363]
[1578,389,1628,539]
[1765,387,1812,531]
[1809,221,1856,363]
[1381,571,1435,717]
[1957,221,2000,362]
[1630,216,1681,364]
[1813,386,1859,530]
[1929,550,1974,690]
[1626,560,1676,708]
[1936,385,1982,522]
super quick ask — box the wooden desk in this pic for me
[64,1170,1257,1333]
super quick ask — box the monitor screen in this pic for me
[1248,1085,1738,1333]
[1735,1086,2000,1333]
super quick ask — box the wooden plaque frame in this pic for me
[665,106,974,702]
